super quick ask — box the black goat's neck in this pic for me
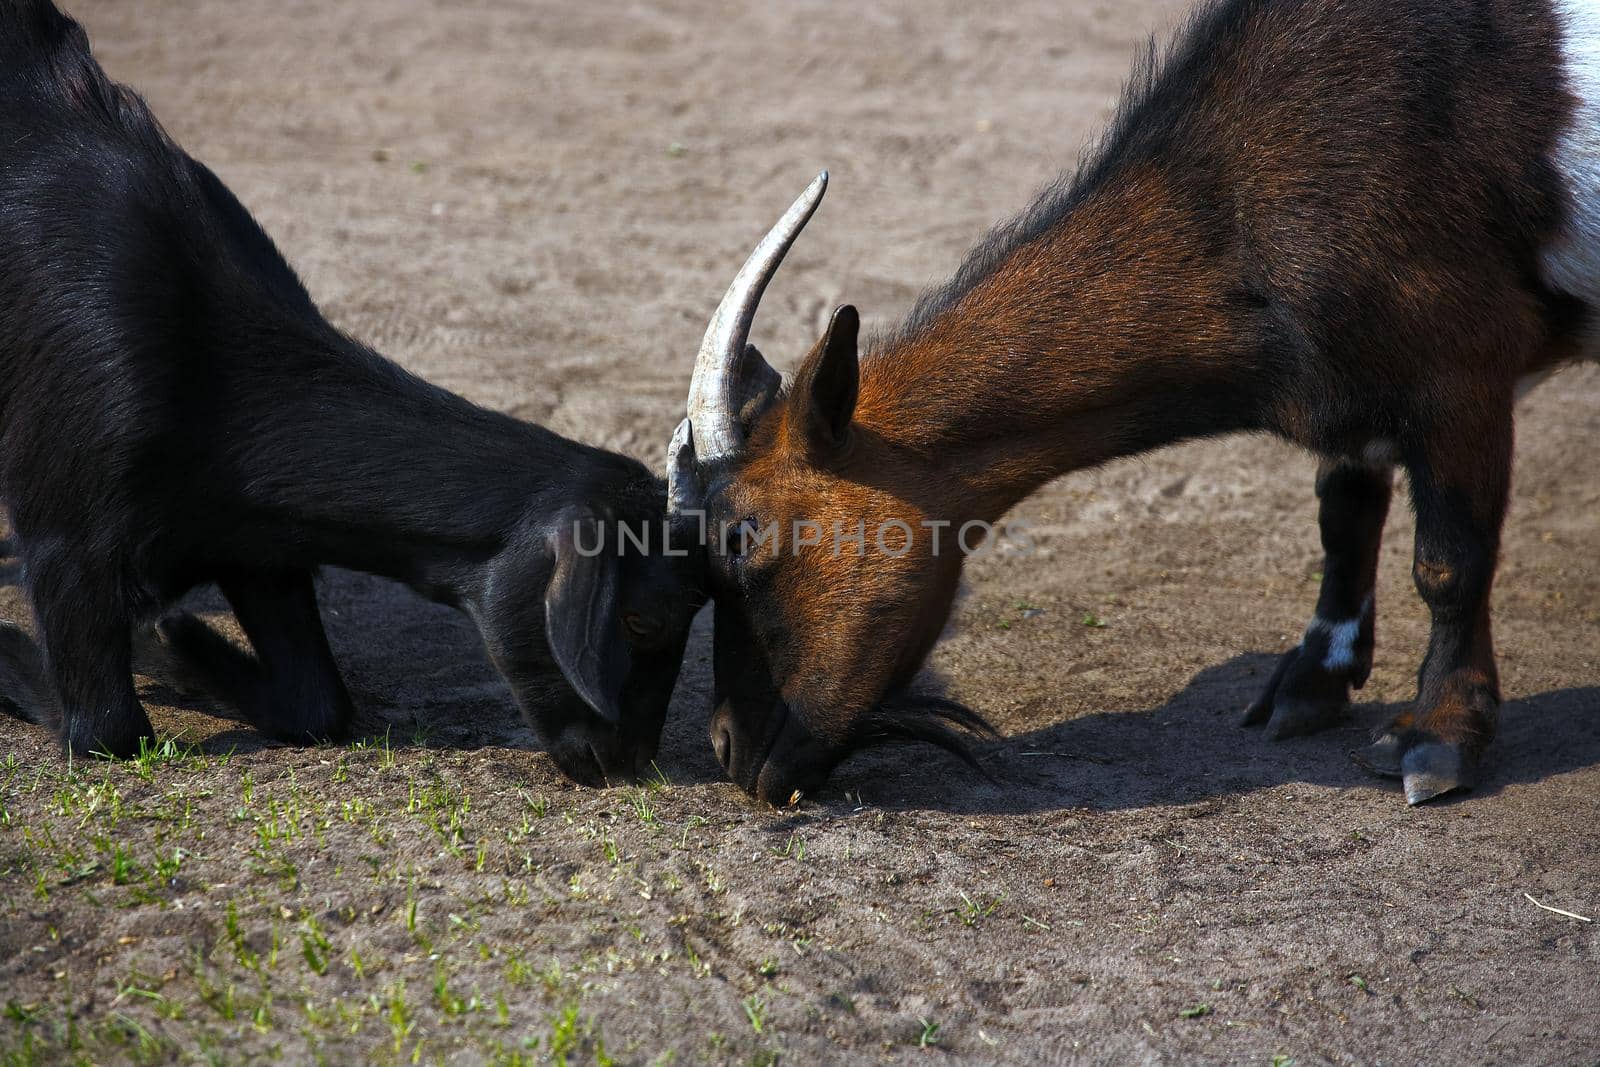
[220,324,624,604]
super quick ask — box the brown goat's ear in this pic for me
[791,304,859,455]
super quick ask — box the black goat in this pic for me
[0,0,703,784]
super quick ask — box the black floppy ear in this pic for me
[545,512,631,724]
[789,304,859,455]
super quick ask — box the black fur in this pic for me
[0,0,703,784]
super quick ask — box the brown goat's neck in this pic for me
[854,166,1265,524]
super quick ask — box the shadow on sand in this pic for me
[824,653,1600,815]
[3,555,1596,816]
[0,569,721,772]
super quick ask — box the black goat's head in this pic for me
[480,464,705,786]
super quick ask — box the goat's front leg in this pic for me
[1243,457,1393,738]
[27,548,152,758]
[160,570,353,744]
[1358,419,1511,804]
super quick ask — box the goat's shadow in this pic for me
[128,572,537,759]
[1,563,730,783]
[818,653,1600,815]
[195,570,726,781]
[5,553,1596,813]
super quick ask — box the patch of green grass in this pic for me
[300,916,333,976]
[114,970,185,1021]
[0,738,810,1065]
[741,993,766,1035]
[957,890,1003,927]
[108,842,139,886]
[433,962,477,1017]
[769,834,805,861]
[626,789,658,830]
[127,736,207,780]
[383,980,414,1056]
[544,1003,614,1067]
[522,791,550,819]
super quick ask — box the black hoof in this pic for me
[1263,696,1346,740]
[65,711,155,761]
[1242,645,1350,739]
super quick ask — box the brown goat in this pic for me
[668,0,1600,807]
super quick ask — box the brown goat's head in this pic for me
[667,175,994,805]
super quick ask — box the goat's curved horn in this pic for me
[665,418,698,516]
[684,171,828,465]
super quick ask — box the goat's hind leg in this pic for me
[1243,457,1393,739]
[160,570,353,744]
[0,621,54,724]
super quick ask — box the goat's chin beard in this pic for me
[846,691,1000,773]
[751,689,999,804]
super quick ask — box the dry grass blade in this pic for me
[1523,892,1593,923]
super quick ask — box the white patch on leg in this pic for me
[1543,0,1600,357]
[1318,617,1362,672]
[1304,595,1373,674]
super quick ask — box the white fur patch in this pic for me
[1304,595,1373,673]
[1544,0,1600,344]
[1318,617,1363,672]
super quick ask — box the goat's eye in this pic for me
[622,612,659,640]
[722,517,759,560]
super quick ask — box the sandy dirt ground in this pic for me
[2,0,1598,1063]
